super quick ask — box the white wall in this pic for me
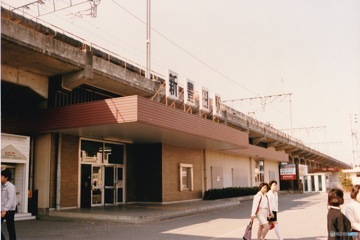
[349,173,360,185]
[265,160,280,183]
[204,151,282,190]
[205,151,250,189]
[14,164,25,212]
[342,169,360,188]
[1,133,30,213]
[304,173,330,193]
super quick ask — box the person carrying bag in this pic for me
[243,220,253,240]
[248,182,274,240]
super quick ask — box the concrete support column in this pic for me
[56,133,62,210]
[34,134,52,215]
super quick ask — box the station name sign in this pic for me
[280,164,296,180]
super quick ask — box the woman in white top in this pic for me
[251,182,274,240]
[345,184,360,239]
[267,180,283,240]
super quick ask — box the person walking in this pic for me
[298,179,304,194]
[1,169,17,240]
[250,182,274,240]
[345,185,360,239]
[327,188,351,240]
[267,180,283,240]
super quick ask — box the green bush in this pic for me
[203,187,259,200]
[339,172,353,192]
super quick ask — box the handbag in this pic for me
[243,221,253,240]
[256,194,274,230]
[265,195,275,230]
[269,221,275,230]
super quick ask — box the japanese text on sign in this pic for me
[280,164,296,180]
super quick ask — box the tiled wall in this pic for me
[60,135,79,207]
[162,144,203,202]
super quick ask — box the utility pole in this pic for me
[146,0,151,79]
[289,94,293,136]
[351,113,359,167]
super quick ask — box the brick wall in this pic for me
[162,144,203,202]
[60,135,79,207]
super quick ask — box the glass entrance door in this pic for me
[91,165,103,206]
[104,166,115,204]
[116,167,124,203]
[104,166,124,204]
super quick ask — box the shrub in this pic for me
[203,187,258,200]
[339,172,353,192]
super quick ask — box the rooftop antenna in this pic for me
[351,113,359,167]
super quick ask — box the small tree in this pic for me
[339,172,352,192]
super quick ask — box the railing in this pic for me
[1,4,166,82]
[220,104,347,166]
[1,4,348,167]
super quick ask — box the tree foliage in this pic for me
[339,172,353,192]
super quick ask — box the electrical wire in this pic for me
[4,0,296,128]
[111,0,259,96]
[2,1,155,72]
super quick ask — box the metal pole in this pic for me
[324,127,328,154]
[289,94,293,137]
[146,0,151,79]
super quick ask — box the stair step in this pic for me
[14,213,36,221]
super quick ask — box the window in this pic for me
[311,176,315,191]
[81,140,125,164]
[105,143,124,164]
[81,140,103,163]
[318,175,323,191]
[255,159,264,182]
[180,163,193,191]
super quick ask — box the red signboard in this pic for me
[280,164,297,180]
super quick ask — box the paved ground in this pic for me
[1,192,351,239]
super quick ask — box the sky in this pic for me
[3,0,360,165]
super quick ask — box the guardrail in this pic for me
[1,4,348,168]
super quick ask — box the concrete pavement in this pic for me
[2,192,349,239]
[41,196,246,224]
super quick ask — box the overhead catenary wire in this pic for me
[110,0,259,96]
[3,1,157,71]
[106,1,299,127]
[6,0,298,129]
[7,0,260,96]
[5,0,301,132]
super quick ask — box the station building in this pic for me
[1,8,350,218]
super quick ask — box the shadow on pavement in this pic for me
[11,193,329,240]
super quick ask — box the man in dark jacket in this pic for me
[327,188,352,240]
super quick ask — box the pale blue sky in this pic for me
[3,0,360,164]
